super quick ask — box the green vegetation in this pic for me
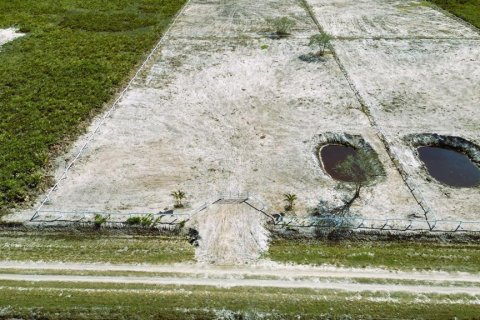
[171,189,186,208]
[0,232,194,263]
[0,0,186,214]
[282,193,297,211]
[268,239,480,272]
[308,32,332,56]
[266,16,296,36]
[93,213,108,228]
[0,281,478,319]
[430,0,480,28]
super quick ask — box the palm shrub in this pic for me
[283,193,297,211]
[171,190,186,208]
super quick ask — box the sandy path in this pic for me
[0,272,479,294]
[1,261,479,283]
[193,202,269,264]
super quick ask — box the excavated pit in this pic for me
[406,134,480,188]
[314,132,385,183]
[320,144,358,182]
[417,147,480,188]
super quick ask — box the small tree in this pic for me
[171,190,186,208]
[309,33,332,56]
[334,149,383,212]
[267,17,296,36]
[283,193,297,211]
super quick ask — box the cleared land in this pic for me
[6,0,478,229]
[0,0,186,214]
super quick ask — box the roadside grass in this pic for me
[0,232,194,263]
[0,0,186,214]
[268,239,480,273]
[0,281,479,319]
[430,0,480,28]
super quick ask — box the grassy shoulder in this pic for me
[0,281,479,319]
[0,0,186,213]
[0,231,194,263]
[430,0,480,28]
[268,239,480,273]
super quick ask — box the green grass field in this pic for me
[430,0,480,28]
[0,281,479,319]
[0,231,194,263]
[268,239,480,272]
[0,0,186,214]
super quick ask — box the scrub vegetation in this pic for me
[268,239,480,272]
[0,282,479,319]
[0,0,186,214]
[0,231,194,263]
[430,0,480,28]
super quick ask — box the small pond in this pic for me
[417,146,480,188]
[320,144,359,182]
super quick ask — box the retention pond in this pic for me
[417,146,480,188]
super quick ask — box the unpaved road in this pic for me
[192,202,269,264]
[1,273,479,294]
[1,261,480,294]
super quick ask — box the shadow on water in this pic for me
[418,146,480,188]
[320,144,359,182]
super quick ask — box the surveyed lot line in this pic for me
[30,0,194,221]
[299,0,436,225]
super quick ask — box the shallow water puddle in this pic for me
[417,146,480,187]
[320,144,359,182]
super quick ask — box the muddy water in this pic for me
[320,144,358,182]
[418,146,480,187]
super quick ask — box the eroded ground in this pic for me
[9,0,480,229]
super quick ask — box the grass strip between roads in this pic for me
[0,0,186,213]
[0,281,478,319]
[0,232,194,264]
[268,239,480,272]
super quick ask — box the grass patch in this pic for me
[0,281,478,319]
[0,0,186,213]
[268,239,480,272]
[0,232,194,263]
[429,0,480,28]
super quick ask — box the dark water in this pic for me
[320,144,358,182]
[417,146,480,188]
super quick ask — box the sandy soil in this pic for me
[191,201,269,264]
[8,0,479,228]
[1,261,480,294]
[0,28,23,47]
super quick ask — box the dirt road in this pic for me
[1,261,479,294]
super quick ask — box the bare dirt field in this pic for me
[7,0,479,232]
